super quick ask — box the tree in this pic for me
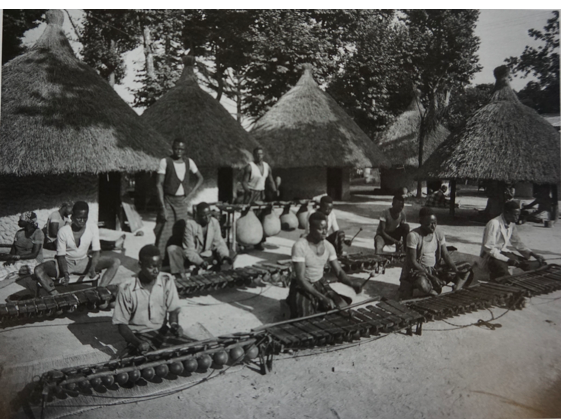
[400,10,482,196]
[443,83,493,132]
[2,9,46,64]
[80,10,141,86]
[506,11,560,114]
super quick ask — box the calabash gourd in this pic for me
[262,206,281,237]
[297,204,309,229]
[280,205,298,231]
[236,208,263,245]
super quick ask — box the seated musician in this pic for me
[398,207,461,300]
[0,212,44,281]
[288,212,361,319]
[43,202,72,251]
[519,185,553,224]
[33,201,121,297]
[374,194,409,254]
[480,200,545,281]
[113,245,194,355]
[167,202,232,282]
[425,185,452,208]
[305,196,349,256]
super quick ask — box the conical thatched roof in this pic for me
[375,96,449,167]
[141,56,258,168]
[250,64,388,168]
[417,66,561,183]
[0,10,170,176]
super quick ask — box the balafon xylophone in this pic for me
[0,264,292,326]
[338,252,400,274]
[497,264,560,297]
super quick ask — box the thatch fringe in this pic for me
[141,55,259,168]
[0,10,170,176]
[250,64,389,168]
[417,66,560,183]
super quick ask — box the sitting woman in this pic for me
[287,212,361,319]
[520,185,554,224]
[0,212,44,284]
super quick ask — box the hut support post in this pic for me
[449,179,456,217]
[551,184,559,221]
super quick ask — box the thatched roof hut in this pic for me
[141,56,258,168]
[417,66,560,184]
[375,96,449,167]
[1,10,170,176]
[250,64,388,169]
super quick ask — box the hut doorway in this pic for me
[327,168,343,200]
[218,167,234,203]
[99,172,121,230]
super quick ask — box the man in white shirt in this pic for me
[34,201,121,296]
[154,138,204,258]
[480,200,545,281]
[305,196,349,255]
[241,147,277,205]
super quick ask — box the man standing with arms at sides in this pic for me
[155,138,204,258]
[241,147,278,250]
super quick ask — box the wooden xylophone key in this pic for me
[213,272,233,289]
[173,274,195,294]
[450,290,486,310]
[73,291,90,305]
[348,309,383,335]
[6,303,19,317]
[361,306,396,332]
[439,293,473,313]
[368,304,409,330]
[322,312,362,340]
[306,316,348,343]
[269,323,311,348]
[290,320,330,346]
[378,300,422,326]
[190,274,211,291]
[356,307,394,332]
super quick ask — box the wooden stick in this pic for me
[348,228,363,246]
[252,295,381,332]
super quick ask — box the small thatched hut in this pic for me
[375,95,449,194]
[0,10,170,241]
[417,66,561,216]
[141,56,259,206]
[250,64,388,200]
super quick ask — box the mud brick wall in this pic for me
[0,174,98,243]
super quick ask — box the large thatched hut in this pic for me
[375,95,449,194]
[0,10,170,242]
[250,64,388,200]
[417,66,561,216]
[141,56,259,206]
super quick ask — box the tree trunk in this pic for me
[108,39,116,87]
[142,25,156,80]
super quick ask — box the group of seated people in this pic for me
[1,191,549,354]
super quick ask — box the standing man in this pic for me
[241,147,277,250]
[398,207,460,300]
[167,202,232,281]
[480,200,545,281]
[374,194,410,254]
[305,196,349,255]
[155,138,204,258]
[113,245,194,355]
[33,201,121,297]
[241,147,277,205]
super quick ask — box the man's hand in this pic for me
[222,257,233,266]
[61,273,70,286]
[507,259,521,268]
[534,254,546,265]
[352,283,363,294]
[170,323,183,337]
[159,207,168,221]
[136,341,150,354]
[200,260,209,270]
[343,239,352,247]
[320,296,336,311]
[88,267,97,279]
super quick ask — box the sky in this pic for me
[12,8,562,124]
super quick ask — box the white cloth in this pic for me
[291,237,337,283]
[157,158,199,196]
[305,210,339,236]
[480,214,531,263]
[247,161,270,191]
[56,223,101,261]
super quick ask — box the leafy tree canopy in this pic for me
[2,9,46,64]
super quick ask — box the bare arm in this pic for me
[188,170,204,199]
[378,221,400,245]
[267,169,277,193]
[156,174,167,216]
[406,246,426,273]
[329,259,361,293]
[117,324,149,352]
[241,164,252,193]
[57,255,70,285]
[48,221,60,239]
[292,261,334,307]
[441,246,458,272]
[89,250,100,277]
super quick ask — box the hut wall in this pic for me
[380,167,420,195]
[341,168,351,201]
[0,175,98,243]
[514,182,534,199]
[189,166,218,208]
[276,168,327,201]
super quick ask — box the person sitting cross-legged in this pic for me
[374,194,410,254]
[287,212,362,319]
[305,196,349,256]
[398,207,463,300]
[113,245,195,355]
[480,200,545,282]
[167,202,232,282]
[33,201,121,297]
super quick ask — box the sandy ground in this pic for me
[0,186,560,418]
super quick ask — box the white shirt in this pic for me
[247,161,270,191]
[480,214,531,263]
[56,223,101,261]
[291,238,337,283]
[305,210,339,236]
[157,158,199,196]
